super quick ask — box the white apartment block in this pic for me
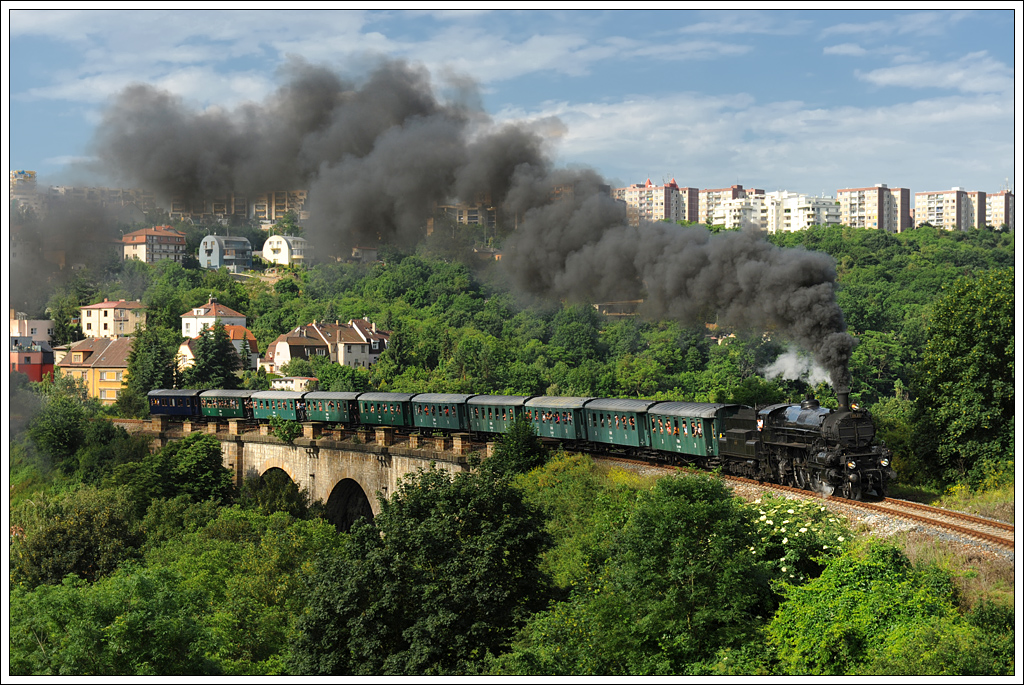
[80,300,147,338]
[713,195,765,230]
[698,185,763,226]
[837,184,911,233]
[761,192,842,233]
[613,179,698,226]
[914,187,985,230]
[986,191,1014,230]
[262,234,308,266]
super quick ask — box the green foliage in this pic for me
[27,373,96,466]
[111,432,235,513]
[10,486,144,589]
[915,268,1013,486]
[768,539,1012,675]
[238,468,316,519]
[746,494,852,583]
[184,320,240,389]
[495,474,775,675]
[268,414,301,444]
[9,569,220,676]
[482,414,548,477]
[291,467,552,675]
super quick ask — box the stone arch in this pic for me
[324,478,374,532]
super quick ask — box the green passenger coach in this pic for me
[412,393,475,432]
[358,392,416,427]
[250,391,304,421]
[525,396,593,441]
[304,391,360,424]
[199,389,254,418]
[646,402,750,464]
[584,398,658,448]
[467,395,530,434]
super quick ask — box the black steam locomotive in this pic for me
[148,387,893,500]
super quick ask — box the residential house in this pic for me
[261,318,389,373]
[9,310,54,344]
[199,234,253,273]
[261,234,308,267]
[180,297,246,338]
[57,337,133,404]
[79,300,147,338]
[10,336,55,382]
[178,324,259,371]
[122,225,188,264]
[271,376,318,392]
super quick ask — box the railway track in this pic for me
[594,454,1015,551]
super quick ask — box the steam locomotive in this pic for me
[147,387,893,500]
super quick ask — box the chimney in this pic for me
[837,389,851,412]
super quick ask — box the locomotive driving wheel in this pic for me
[793,467,808,490]
[841,481,863,501]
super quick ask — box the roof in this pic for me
[199,389,255,398]
[412,393,477,403]
[180,298,246,319]
[586,398,659,412]
[525,396,595,409]
[648,402,741,419]
[122,225,185,242]
[57,337,132,369]
[148,389,203,398]
[202,235,252,249]
[358,392,417,402]
[81,299,146,310]
[467,395,531,406]
[222,325,257,343]
[251,390,306,399]
[305,391,362,400]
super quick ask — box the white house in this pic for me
[180,297,246,338]
[262,235,308,266]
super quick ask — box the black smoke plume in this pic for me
[89,57,853,387]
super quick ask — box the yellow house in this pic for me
[57,337,133,404]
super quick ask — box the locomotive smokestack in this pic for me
[837,389,850,412]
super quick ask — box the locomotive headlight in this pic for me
[880,458,890,467]
[846,461,857,470]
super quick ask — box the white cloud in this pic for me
[677,12,811,35]
[856,51,1012,94]
[500,91,1012,194]
[822,10,972,38]
[823,43,867,56]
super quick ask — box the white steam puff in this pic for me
[763,348,831,386]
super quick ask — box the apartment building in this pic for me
[698,185,764,226]
[252,190,309,223]
[80,300,147,338]
[10,337,55,382]
[914,187,987,230]
[613,179,698,226]
[837,184,912,233]
[986,190,1014,230]
[200,235,253,273]
[761,192,841,233]
[170,193,250,224]
[9,310,54,344]
[122,225,188,264]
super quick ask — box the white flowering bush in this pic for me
[745,494,852,585]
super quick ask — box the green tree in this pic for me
[291,467,552,675]
[184,320,240,389]
[118,324,182,417]
[10,486,144,589]
[45,289,83,346]
[28,378,92,466]
[915,268,1014,486]
[483,414,548,476]
[768,540,1013,675]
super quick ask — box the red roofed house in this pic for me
[180,297,247,338]
[56,337,133,404]
[79,299,147,338]
[178,324,259,371]
[261,318,389,373]
[122,225,187,264]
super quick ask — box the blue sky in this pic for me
[6,7,1020,197]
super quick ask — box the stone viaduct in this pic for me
[123,418,484,530]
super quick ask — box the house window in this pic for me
[25,356,31,364]
[30,327,37,335]
[100,389,107,399]
[73,353,82,363]
[104,310,108,317]
[186,323,190,333]
[86,310,92,317]
[104,323,108,331]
